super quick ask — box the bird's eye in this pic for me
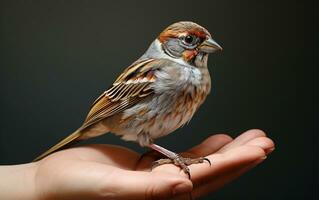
[183,35,196,45]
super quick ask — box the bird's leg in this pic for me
[148,144,211,179]
[137,150,164,164]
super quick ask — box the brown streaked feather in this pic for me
[114,58,155,83]
[81,97,141,130]
[79,58,159,131]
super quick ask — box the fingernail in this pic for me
[260,155,267,160]
[266,147,275,154]
[173,183,192,195]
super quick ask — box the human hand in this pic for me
[6,129,274,200]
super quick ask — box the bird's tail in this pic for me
[33,130,82,162]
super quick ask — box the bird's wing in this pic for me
[80,58,160,130]
[33,58,165,161]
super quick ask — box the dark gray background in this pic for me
[0,0,317,199]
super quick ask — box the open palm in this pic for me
[34,129,274,200]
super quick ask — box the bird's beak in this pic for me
[198,38,223,53]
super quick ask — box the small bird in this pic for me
[34,21,222,177]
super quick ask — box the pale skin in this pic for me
[0,129,274,200]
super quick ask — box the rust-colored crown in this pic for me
[158,21,211,43]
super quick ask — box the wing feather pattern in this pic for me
[33,58,162,161]
[79,58,158,130]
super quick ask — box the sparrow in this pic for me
[34,21,222,177]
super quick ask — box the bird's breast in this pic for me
[117,64,211,145]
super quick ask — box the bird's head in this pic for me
[156,21,222,66]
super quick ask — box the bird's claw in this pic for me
[203,157,212,166]
[151,156,211,179]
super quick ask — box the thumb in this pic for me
[99,169,193,200]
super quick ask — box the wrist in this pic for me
[0,162,38,200]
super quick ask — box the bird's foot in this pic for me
[152,156,211,179]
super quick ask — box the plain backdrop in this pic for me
[0,0,317,199]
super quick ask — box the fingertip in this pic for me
[266,147,275,154]
[244,129,267,137]
[224,145,266,162]
[218,129,268,153]
[245,137,275,154]
[244,145,266,160]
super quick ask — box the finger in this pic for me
[183,134,233,157]
[191,157,265,198]
[245,136,275,154]
[218,129,266,153]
